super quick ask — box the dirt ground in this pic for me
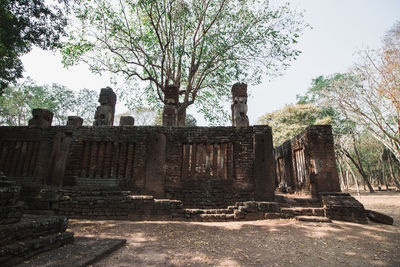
[69,191,400,267]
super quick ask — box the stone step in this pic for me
[275,194,321,207]
[295,216,332,223]
[0,231,74,267]
[280,207,325,217]
[17,236,126,267]
[366,210,394,225]
[184,208,233,215]
[199,213,235,221]
[0,215,69,247]
[264,212,287,219]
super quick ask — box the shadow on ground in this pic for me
[69,216,400,267]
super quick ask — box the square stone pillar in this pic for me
[145,132,166,197]
[253,125,275,200]
[28,109,53,127]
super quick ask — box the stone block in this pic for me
[366,210,394,225]
[119,116,135,126]
[28,109,53,127]
[67,116,83,127]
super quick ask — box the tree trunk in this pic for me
[341,147,374,193]
[351,134,374,193]
[345,157,359,196]
[337,157,345,190]
[380,157,386,190]
[388,155,400,190]
[177,108,186,126]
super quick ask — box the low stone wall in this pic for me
[58,193,184,220]
[165,179,255,208]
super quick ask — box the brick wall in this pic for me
[274,125,341,196]
[0,125,274,207]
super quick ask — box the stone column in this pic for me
[305,125,341,196]
[145,132,166,197]
[28,109,54,127]
[162,85,179,126]
[253,125,275,201]
[231,83,249,127]
[93,87,117,126]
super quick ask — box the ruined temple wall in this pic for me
[274,125,341,196]
[274,141,295,189]
[0,127,55,185]
[0,125,274,207]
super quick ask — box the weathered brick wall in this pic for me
[0,125,274,207]
[274,125,341,196]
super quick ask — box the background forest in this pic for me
[259,22,400,193]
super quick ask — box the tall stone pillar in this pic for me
[93,87,117,126]
[162,85,179,126]
[28,109,54,127]
[231,83,249,127]
[145,132,166,197]
[253,125,275,201]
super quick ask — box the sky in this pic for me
[20,0,400,126]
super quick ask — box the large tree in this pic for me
[258,103,332,146]
[0,0,68,93]
[296,75,375,192]
[62,0,305,125]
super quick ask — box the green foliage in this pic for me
[296,74,356,135]
[0,0,67,92]
[152,111,197,126]
[62,0,306,124]
[185,114,197,127]
[0,79,97,126]
[258,103,332,146]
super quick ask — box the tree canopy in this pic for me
[0,0,67,93]
[62,0,306,125]
[0,79,98,126]
[258,103,332,146]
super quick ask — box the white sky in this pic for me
[20,0,400,126]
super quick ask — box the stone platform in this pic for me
[0,175,75,266]
[17,236,126,267]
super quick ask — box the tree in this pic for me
[62,0,306,125]
[258,103,332,146]
[0,79,48,125]
[71,88,99,125]
[377,21,400,110]
[296,75,376,192]
[0,79,97,126]
[116,107,158,126]
[153,110,197,126]
[0,0,67,93]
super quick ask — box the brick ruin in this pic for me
[0,85,372,225]
[0,173,73,266]
[274,125,341,197]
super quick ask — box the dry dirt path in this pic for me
[68,192,400,267]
